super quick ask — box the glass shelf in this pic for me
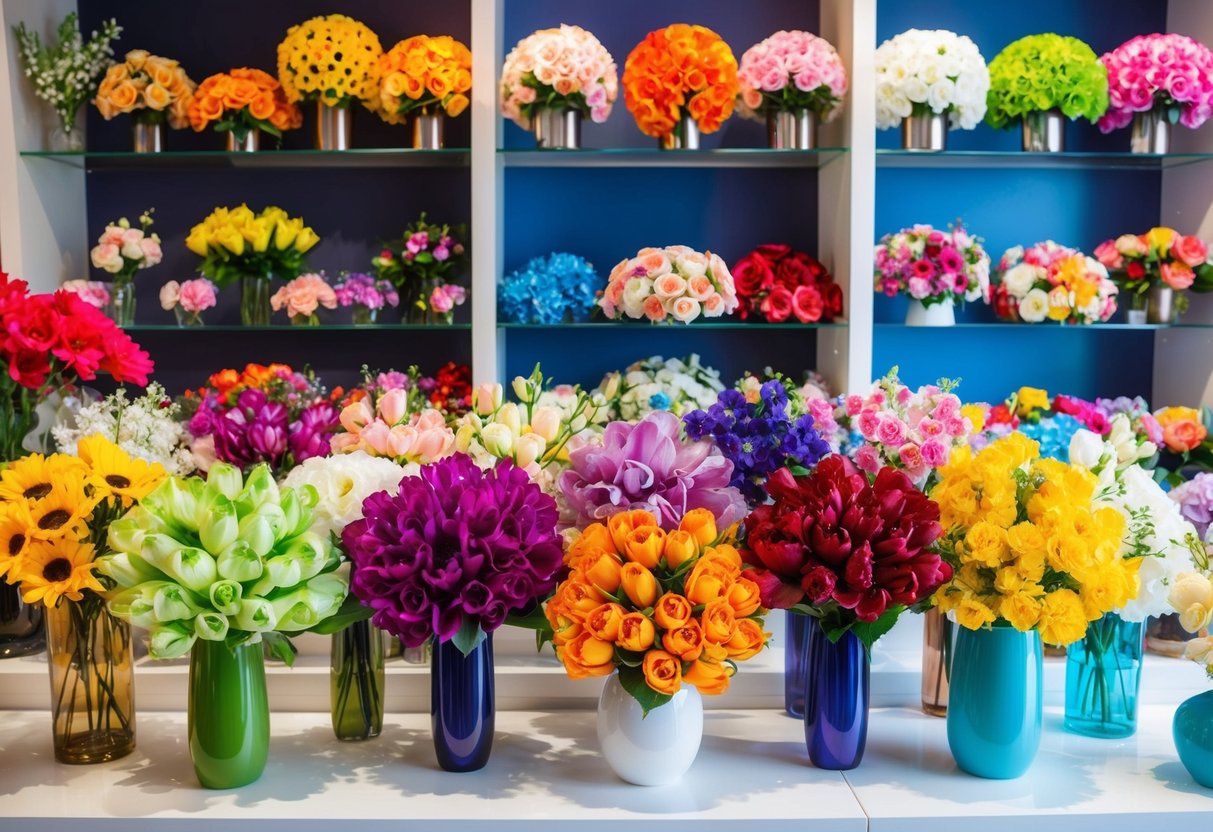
[499,147,847,169]
[19,148,469,170]
[125,323,472,332]
[875,149,1213,170]
[874,322,1176,331]
[499,321,848,330]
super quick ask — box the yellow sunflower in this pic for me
[27,479,98,542]
[0,500,34,580]
[78,435,166,507]
[0,453,88,504]
[15,539,103,606]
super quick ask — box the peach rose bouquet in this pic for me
[277,14,384,109]
[94,49,195,128]
[623,24,739,143]
[500,25,618,129]
[377,35,472,123]
[599,245,739,324]
[271,273,338,326]
[187,68,302,144]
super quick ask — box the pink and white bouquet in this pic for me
[874,223,990,307]
[90,209,162,286]
[992,241,1117,325]
[271,273,337,325]
[60,280,111,309]
[1098,34,1213,133]
[500,25,618,129]
[599,245,739,324]
[159,277,217,326]
[331,389,455,465]
[841,368,972,487]
[874,29,989,131]
[737,30,847,121]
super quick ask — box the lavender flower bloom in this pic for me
[342,455,563,650]
[289,402,340,465]
[1170,473,1213,540]
[558,411,747,532]
[334,273,400,311]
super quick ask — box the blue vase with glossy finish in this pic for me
[948,625,1042,779]
[804,624,869,770]
[1174,690,1213,789]
[785,611,812,718]
[431,634,494,772]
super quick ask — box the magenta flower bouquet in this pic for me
[1098,34,1213,134]
[342,454,563,653]
[874,223,991,308]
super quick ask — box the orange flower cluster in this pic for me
[547,508,768,698]
[377,35,472,122]
[188,68,302,135]
[622,24,739,138]
[95,49,195,128]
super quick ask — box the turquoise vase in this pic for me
[1064,613,1142,738]
[188,640,270,789]
[1174,690,1213,789]
[947,625,1042,779]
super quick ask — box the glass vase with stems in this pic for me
[331,619,385,741]
[1064,612,1143,738]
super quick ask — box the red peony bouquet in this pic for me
[731,245,843,323]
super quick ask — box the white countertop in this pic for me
[1,705,1210,831]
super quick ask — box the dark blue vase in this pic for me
[431,634,494,772]
[804,624,869,770]
[785,611,812,718]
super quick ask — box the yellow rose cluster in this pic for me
[94,49,195,128]
[186,205,319,287]
[377,36,473,122]
[277,14,384,107]
[930,433,1140,646]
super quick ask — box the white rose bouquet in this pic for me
[874,28,989,131]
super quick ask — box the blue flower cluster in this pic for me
[684,381,832,507]
[1019,413,1083,462]
[498,252,604,324]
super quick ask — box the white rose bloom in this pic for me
[282,451,412,540]
[1001,264,1038,299]
[1018,288,1050,322]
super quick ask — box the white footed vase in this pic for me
[905,297,956,326]
[596,673,703,786]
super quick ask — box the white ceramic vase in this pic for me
[905,297,956,326]
[596,673,703,786]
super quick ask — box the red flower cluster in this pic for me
[741,456,949,622]
[429,360,472,416]
[0,272,152,389]
[732,244,843,323]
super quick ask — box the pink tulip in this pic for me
[378,388,409,425]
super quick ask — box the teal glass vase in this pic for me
[947,624,1042,779]
[1175,690,1213,789]
[188,640,269,789]
[1064,613,1143,738]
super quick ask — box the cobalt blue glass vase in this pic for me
[1064,612,1143,738]
[431,634,494,772]
[947,624,1042,779]
[804,624,869,770]
[785,611,812,718]
[1174,690,1213,789]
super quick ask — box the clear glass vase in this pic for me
[174,307,204,327]
[240,278,271,327]
[922,607,954,717]
[104,281,136,327]
[1064,613,1143,738]
[331,620,385,741]
[351,305,379,325]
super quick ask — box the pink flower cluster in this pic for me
[600,245,739,324]
[874,223,990,305]
[159,278,218,313]
[430,284,467,315]
[500,24,618,128]
[843,373,971,485]
[60,280,111,309]
[90,222,162,275]
[1098,33,1213,132]
[1052,394,1111,435]
[331,390,455,464]
[271,273,337,320]
[738,30,848,120]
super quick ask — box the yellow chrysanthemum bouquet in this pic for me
[0,436,164,763]
[277,14,383,109]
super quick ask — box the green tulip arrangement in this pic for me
[986,33,1109,129]
[98,462,359,661]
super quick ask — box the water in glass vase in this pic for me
[1064,613,1143,738]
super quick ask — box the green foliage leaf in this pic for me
[848,606,906,651]
[618,665,673,716]
[308,594,374,635]
[261,631,298,666]
[451,616,487,657]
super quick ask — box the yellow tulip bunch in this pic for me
[930,433,1140,646]
[277,14,384,108]
[185,204,319,287]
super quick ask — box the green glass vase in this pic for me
[331,620,385,741]
[188,640,269,789]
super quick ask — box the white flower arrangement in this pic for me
[282,451,412,541]
[596,354,724,422]
[14,12,121,137]
[874,28,989,131]
[52,383,195,476]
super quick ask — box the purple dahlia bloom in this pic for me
[558,411,748,532]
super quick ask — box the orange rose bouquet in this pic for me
[623,24,739,143]
[546,508,768,713]
[94,49,194,128]
[377,35,473,122]
[188,68,302,144]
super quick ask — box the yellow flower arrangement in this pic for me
[376,35,473,122]
[930,433,1139,645]
[94,49,195,127]
[277,14,384,108]
[185,204,319,287]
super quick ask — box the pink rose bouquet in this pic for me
[500,25,618,129]
[60,280,111,309]
[271,273,337,325]
[159,277,218,326]
[1094,227,1212,311]
[599,245,739,324]
[737,30,848,122]
[1098,34,1213,133]
[993,241,1117,325]
[89,209,162,304]
[873,222,990,308]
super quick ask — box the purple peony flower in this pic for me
[1170,473,1213,539]
[558,411,748,532]
[342,454,564,649]
[289,401,340,464]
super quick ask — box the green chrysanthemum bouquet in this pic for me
[986,34,1109,128]
[98,462,352,660]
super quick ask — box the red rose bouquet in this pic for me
[731,244,842,323]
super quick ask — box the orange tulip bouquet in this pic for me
[623,24,739,148]
[94,49,194,132]
[187,68,302,148]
